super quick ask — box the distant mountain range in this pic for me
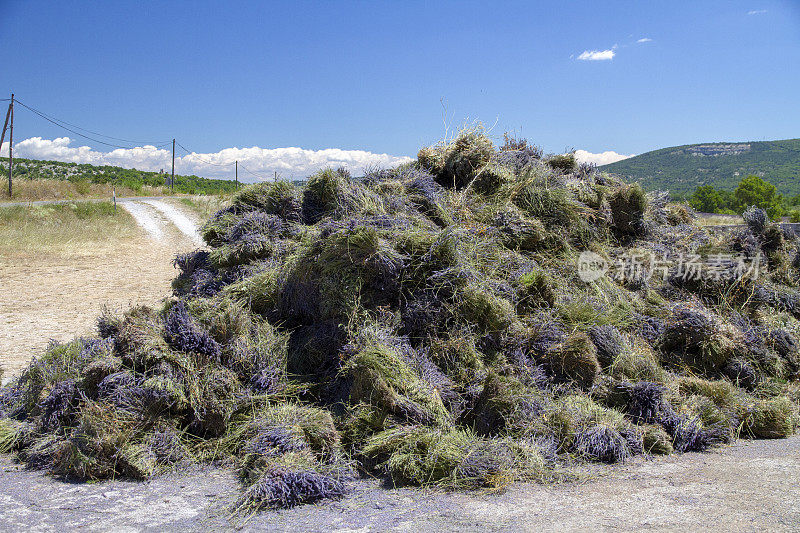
[600,138,800,198]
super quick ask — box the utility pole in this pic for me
[7,94,13,198]
[274,171,277,183]
[0,100,10,181]
[235,160,238,189]
[0,94,14,199]
[171,138,175,193]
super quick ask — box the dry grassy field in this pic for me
[0,178,171,202]
[0,200,200,379]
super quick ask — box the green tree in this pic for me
[689,185,723,213]
[734,175,783,219]
[717,189,735,211]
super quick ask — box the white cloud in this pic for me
[1,137,413,181]
[577,48,616,61]
[747,9,767,15]
[574,149,635,166]
[636,38,653,43]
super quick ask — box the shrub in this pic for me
[605,381,668,424]
[238,460,346,511]
[543,333,601,389]
[743,206,769,235]
[517,269,556,310]
[641,424,674,455]
[363,426,546,489]
[659,411,707,452]
[301,168,382,223]
[588,325,624,367]
[739,397,797,439]
[494,146,542,173]
[609,338,667,383]
[163,301,221,360]
[665,203,693,225]
[660,305,742,374]
[344,344,451,427]
[458,285,516,333]
[468,372,546,436]
[546,153,577,173]
[723,359,760,390]
[405,172,452,226]
[232,181,303,222]
[609,184,648,236]
[572,423,637,463]
[472,164,515,196]
[493,211,547,251]
[417,130,495,189]
[97,307,121,339]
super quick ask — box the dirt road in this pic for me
[0,199,201,380]
[120,199,203,246]
[0,435,797,532]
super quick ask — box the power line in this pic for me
[15,101,133,149]
[5,96,268,183]
[15,98,170,145]
[177,142,264,182]
[238,162,265,181]
[14,99,170,148]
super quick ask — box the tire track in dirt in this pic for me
[119,201,165,241]
[140,199,204,246]
[119,199,203,246]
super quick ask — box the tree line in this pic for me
[0,157,238,195]
[687,174,800,221]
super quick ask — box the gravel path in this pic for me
[0,436,798,532]
[118,199,202,246]
[119,201,165,241]
[139,199,203,246]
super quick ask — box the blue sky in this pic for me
[1,0,799,179]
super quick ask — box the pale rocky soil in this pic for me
[0,436,798,532]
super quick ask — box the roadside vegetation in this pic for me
[0,178,157,202]
[177,195,232,221]
[0,201,137,256]
[0,157,239,200]
[0,129,798,514]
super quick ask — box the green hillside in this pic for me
[601,138,800,197]
[0,156,239,195]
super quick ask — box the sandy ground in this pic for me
[0,435,797,532]
[0,200,199,380]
